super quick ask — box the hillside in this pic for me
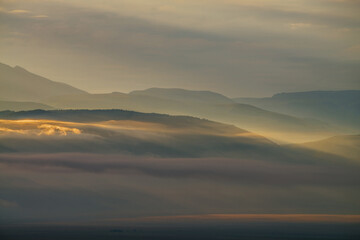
[0,109,276,157]
[296,134,360,160]
[0,110,348,164]
[0,62,87,101]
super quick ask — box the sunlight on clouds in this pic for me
[8,9,29,14]
[0,127,26,134]
[0,120,82,136]
[37,124,81,136]
[0,119,249,138]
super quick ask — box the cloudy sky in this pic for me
[0,0,359,96]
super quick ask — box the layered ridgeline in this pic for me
[0,62,87,102]
[233,91,360,130]
[44,89,339,142]
[0,62,350,142]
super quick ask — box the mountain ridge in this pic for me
[0,62,88,102]
[233,90,360,130]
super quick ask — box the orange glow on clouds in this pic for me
[0,120,82,136]
[37,124,81,136]
[0,119,260,138]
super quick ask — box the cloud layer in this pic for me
[1,153,359,186]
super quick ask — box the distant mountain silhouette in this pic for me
[0,63,350,142]
[44,89,339,142]
[0,62,87,101]
[234,90,360,130]
[0,100,54,111]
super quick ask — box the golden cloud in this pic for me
[0,120,81,136]
[37,124,81,136]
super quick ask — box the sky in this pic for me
[0,0,359,97]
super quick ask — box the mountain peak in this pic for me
[14,65,27,72]
[0,62,88,101]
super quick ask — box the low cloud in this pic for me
[0,120,82,136]
[0,153,359,186]
[37,124,81,136]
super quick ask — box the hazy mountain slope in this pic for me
[0,109,275,157]
[0,110,347,164]
[0,109,251,137]
[0,100,54,111]
[0,63,87,101]
[45,90,338,142]
[233,90,360,129]
[295,134,360,160]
